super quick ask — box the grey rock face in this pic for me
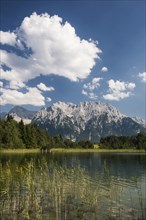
[32,101,146,142]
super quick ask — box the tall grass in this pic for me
[0,149,40,154]
[50,148,146,153]
[0,158,145,220]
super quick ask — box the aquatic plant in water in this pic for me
[0,158,145,220]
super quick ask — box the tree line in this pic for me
[1,116,145,150]
[99,132,146,150]
[0,116,93,149]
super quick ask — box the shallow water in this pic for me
[0,152,146,220]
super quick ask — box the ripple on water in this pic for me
[0,152,146,220]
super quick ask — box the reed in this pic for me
[0,158,145,220]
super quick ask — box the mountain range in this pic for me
[1,101,145,142]
[1,106,36,124]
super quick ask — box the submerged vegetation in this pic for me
[0,157,145,220]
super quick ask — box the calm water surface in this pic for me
[0,152,146,220]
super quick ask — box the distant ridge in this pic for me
[132,116,146,128]
[31,101,146,142]
[0,112,7,119]
[3,102,145,141]
[5,106,37,124]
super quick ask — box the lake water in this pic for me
[0,152,146,220]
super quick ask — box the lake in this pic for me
[0,152,146,220]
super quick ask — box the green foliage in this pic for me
[51,135,94,149]
[99,132,146,150]
[0,117,51,149]
[0,117,94,149]
[0,117,24,149]
[1,115,145,150]
[77,140,94,149]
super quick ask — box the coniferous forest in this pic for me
[0,116,146,150]
[0,115,51,149]
[0,116,94,149]
[99,132,146,150]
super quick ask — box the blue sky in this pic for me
[0,0,145,119]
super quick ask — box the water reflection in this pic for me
[47,152,146,179]
[0,152,146,219]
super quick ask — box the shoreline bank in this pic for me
[1,148,145,154]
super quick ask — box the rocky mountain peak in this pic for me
[5,106,37,124]
[3,102,145,141]
[32,101,145,142]
[132,116,146,127]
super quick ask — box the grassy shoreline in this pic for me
[0,148,40,154]
[0,148,145,154]
[50,148,146,153]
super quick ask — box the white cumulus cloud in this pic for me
[9,80,26,90]
[82,89,88,96]
[0,31,17,46]
[103,79,136,101]
[0,12,101,87]
[0,87,45,106]
[88,92,98,100]
[0,81,3,87]
[82,90,98,100]
[138,72,146,83]
[0,31,24,48]
[101,66,108,72]
[82,77,102,100]
[37,83,55,92]
[46,97,52,102]
[83,77,102,91]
